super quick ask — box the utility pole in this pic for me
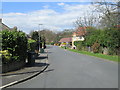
[38,24,43,52]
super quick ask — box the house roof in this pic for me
[59,37,72,42]
[1,23,11,31]
[0,18,14,31]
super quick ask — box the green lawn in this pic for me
[67,48,118,62]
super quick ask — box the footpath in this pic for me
[0,50,49,89]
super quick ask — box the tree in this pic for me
[92,1,120,28]
[54,29,74,43]
[75,12,98,28]
[38,29,56,44]
[31,31,41,50]
[31,31,39,41]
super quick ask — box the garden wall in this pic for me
[2,60,25,73]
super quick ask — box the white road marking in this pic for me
[0,81,18,89]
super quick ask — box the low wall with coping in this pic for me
[2,60,25,73]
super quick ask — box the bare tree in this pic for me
[92,0,120,28]
[75,13,98,28]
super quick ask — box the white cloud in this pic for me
[2,3,99,34]
[3,0,118,2]
[2,0,119,2]
[57,3,65,6]
[3,13,26,17]
[43,5,50,9]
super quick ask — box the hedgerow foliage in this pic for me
[1,30,27,63]
[28,39,37,52]
[74,27,120,55]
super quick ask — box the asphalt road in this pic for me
[9,45,118,88]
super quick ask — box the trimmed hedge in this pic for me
[28,39,37,52]
[1,30,27,64]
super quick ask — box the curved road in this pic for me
[10,45,118,88]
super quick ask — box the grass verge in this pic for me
[67,48,118,62]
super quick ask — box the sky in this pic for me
[1,2,99,34]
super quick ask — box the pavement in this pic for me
[0,50,49,89]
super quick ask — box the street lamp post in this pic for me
[38,24,43,52]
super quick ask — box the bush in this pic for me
[28,39,37,52]
[108,48,117,55]
[98,46,103,54]
[0,50,12,64]
[79,27,120,55]
[1,30,28,64]
[92,42,100,53]
[74,41,85,51]
[51,42,54,45]
[62,43,66,45]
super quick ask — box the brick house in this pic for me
[59,37,72,47]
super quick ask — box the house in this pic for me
[0,19,10,31]
[72,27,88,49]
[59,37,72,47]
[114,25,120,28]
[0,19,17,31]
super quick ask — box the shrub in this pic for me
[74,41,85,51]
[76,44,82,51]
[85,30,102,47]
[51,42,54,45]
[62,43,66,45]
[73,27,119,55]
[108,48,117,55]
[0,50,12,64]
[98,46,103,54]
[28,39,37,52]
[74,41,80,46]
[92,42,100,53]
[1,30,28,63]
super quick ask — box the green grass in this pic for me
[67,49,118,62]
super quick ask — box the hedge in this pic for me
[74,27,120,55]
[1,30,28,64]
[28,39,37,52]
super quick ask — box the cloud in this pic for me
[2,0,118,2]
[57,3,65,6]
[2,3,99,34]
[43,5,50,9]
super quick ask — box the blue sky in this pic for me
[2,2,96,34]
[2,2,91,13]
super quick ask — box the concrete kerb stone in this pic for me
[0,53,49,89]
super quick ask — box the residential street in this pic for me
[9,45,118,88]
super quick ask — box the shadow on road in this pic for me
[2,63,50,77]
[44,69,54,73]
[36,56,47,60]
[2,70,42,76]
[25,62,49,67]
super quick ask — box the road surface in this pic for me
[9,45,118,88]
